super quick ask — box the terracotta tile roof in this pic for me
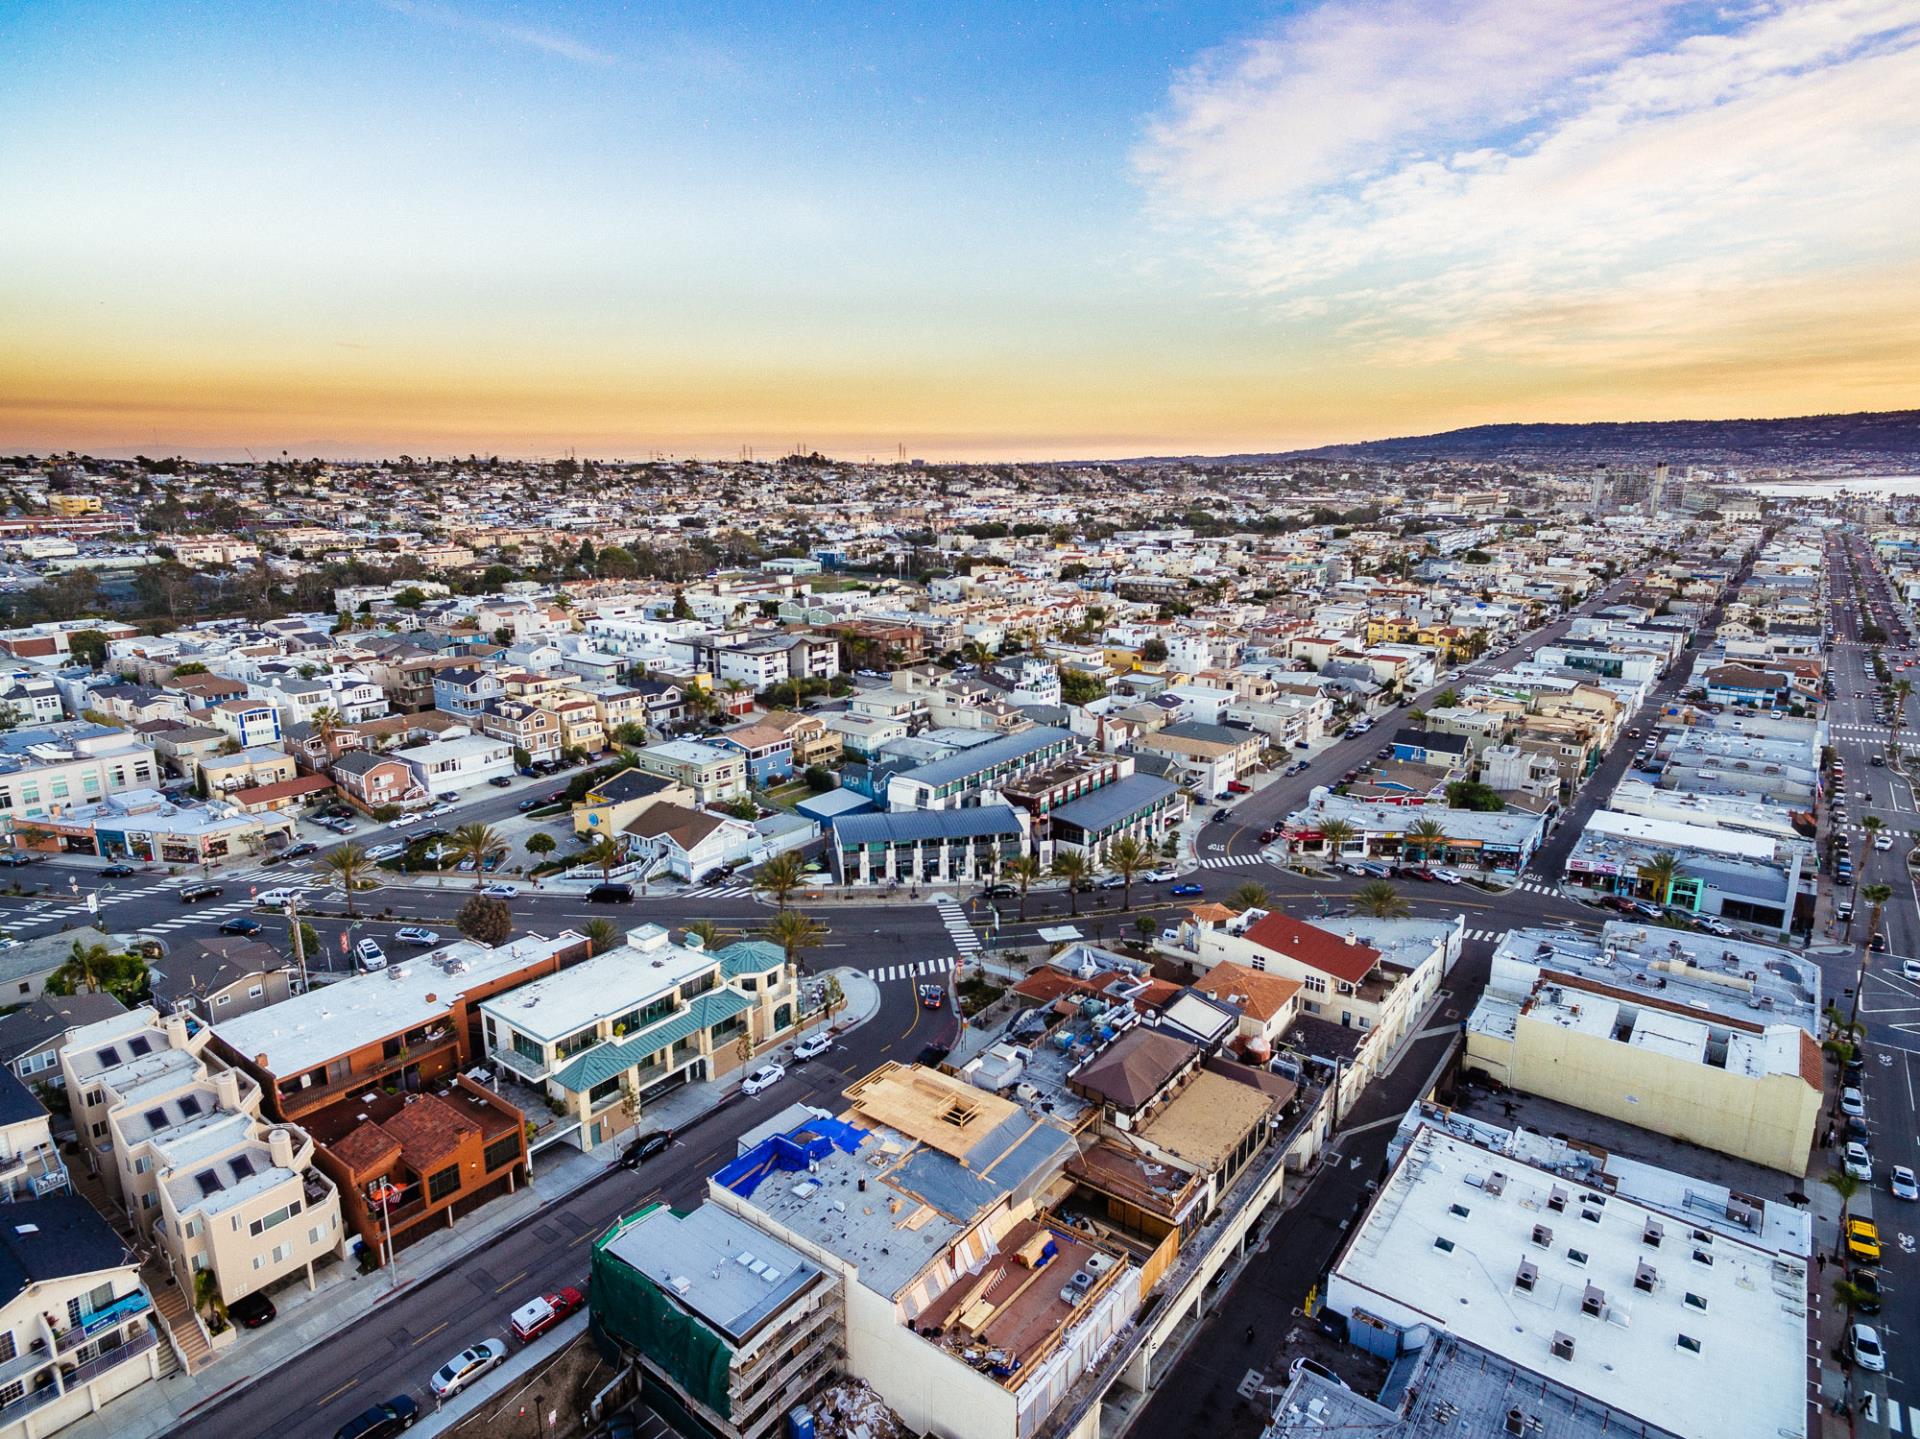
[331,1123,403,1178]
[1191,962,1303,1023]
[233,774,334,805]
[1242,910,1381,986]
[381,1093,479,1175]
[1185,902,1238,923]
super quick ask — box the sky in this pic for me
[1,0,1916,461]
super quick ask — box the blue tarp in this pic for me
[714,1118,869,1199]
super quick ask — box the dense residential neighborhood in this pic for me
[0,452,1912,1439]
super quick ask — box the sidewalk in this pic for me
[57,965,881,1439]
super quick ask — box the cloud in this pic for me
[1134,0,1920,373]
[376,0,615,66]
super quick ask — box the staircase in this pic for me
[147,1274,216,1375]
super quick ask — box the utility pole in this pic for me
[286,897,309,993]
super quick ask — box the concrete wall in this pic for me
[1464,1013,1818,1175]
[843,1280,1020,1439]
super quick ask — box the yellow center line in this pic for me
[569,1225,603,1247]
[493,1268,528,1294]
[315,1378,359,1407]
[411,1320,449,1346]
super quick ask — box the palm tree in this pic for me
[752,851,807,909]
[1892,678,1912,751]
[1229,881,1269,913]
[1405,818,1447,865]
[1833,1276,1876,1313]
[450,822,507,888]
[1852,882,1894,1029]
[764,909,828,973]
[1049,852,1092,917]
[1003,855,1042,921]
[323,842,372,918]
[580,834,624,886]
[310,705,344,761]
[581,918,620,955]
[1824,1169,1863,1239]
[1103,836,1152,912]
[1353,880,1411,918]
[1634,850,1683,907]
[684,918,723,951]
[48,939,116,995]
[1317,818,1358,860]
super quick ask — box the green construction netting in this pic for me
[591,1223,733,1420]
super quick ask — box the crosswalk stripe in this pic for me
[1891,1401,1903,1435]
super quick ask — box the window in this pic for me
[1567,1248,1589,1267]
[248,985,263,999]
[426,1164,461,1202]
[215,994,230,1007]
[1692,1249,1713,1267]
[484,1135,519,1172]
[249,1202,297,1237]
[1448,1203,1471,1219]
[1581,1208,1602,1224]
[1677,1333,1703,1355]
[1684,1292,1708,1311]
[1432,1237,1455,1254]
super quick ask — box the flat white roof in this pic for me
[478,930,715,1042]
[1331,1123,1807,1439]
[1584,809,1777,862]
[215,932,579,1076]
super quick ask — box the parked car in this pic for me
[792,1031,833,1062]
[424,804,452,819]
[1430,869,1464,886]
[1852,1268,1884,1315]
[229,1291,277,1328]
[481,883,517,898]
[1905,959,1920,982]
[587,883,635,904]
[1226,780,1251,794]
[1094,874,1125,889]
[489,775,514,787]
[388,814,420,830]
[1845,1141,1873,1182]
[741,1063,786,1096]
[333,1395,419,1439]
[354,938,388,972]
[179,883,224,903]
[1169,882,1205,897]
[0,853,37,868]
[517,797,543,812]
[285,841,318,859]
[1851,1322,1887,1374]
[1891,1165,1918,1201]
[430,1340,508,1398]
[1845,1217,1882,1262]
[365,842,407,861]
[1287,1357,1351,1391]
[218,916,264,937]
[98,863,138,878]
[394,927,440,947]
[1142,868,1178,883]
[510,1287,584,1341]
[620,1130,674,1167]
[918,983,945,1009]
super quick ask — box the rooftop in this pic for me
[1332,1121,1808,1439]
[601,1203,824,1347]
[215,931,580,1077]
[478,927,715,1043]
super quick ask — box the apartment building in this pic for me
[204,699,282,750]
[1464,925,1823,1174]
[481,926,802,1152]
[393,733,514,793]
[629,739,746,805]
[0,724,161,829]
[882,725,1077,812]
[710,724,794,787]
[59,1008,343,1305]
[431,666,503,717]
[0,1068,69,1202]
[1134,720,1262,796]
[476,698,562,764]
[0,1196,163,1439]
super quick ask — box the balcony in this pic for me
[0,1323,160,1424]
[280,1032,460,1118]
[57,1291,153,1356]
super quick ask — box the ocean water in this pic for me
[1746,475,1920,497]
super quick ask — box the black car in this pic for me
[982,883,1018,899]
[489,775,514,788]
[517,797,543,812]
[334,1395,420,1439]
[0,853,37,868]
[98,863,138,878]
[179,883,225,903]
[218,917,264,937]
[285,842,318,859]
[259,851,287,867]
[228,1291,276,1329]
[588,882,635,904]
[1871,932,1888,952]
[620,1129,673,1168]
[1853,1269,1884,1314]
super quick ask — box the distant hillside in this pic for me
[1272,409,1920,466]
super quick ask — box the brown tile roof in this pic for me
[623,800,728,851]
[1191,962,1303,1023]
[1242,910,1381,985]
[1071,1027,1196,1110]
[330,1123,403,1178]
[233,774,334,805]
[381,1093,480,1175]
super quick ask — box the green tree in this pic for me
[684,918,723,951]
[66,628,109,670]
[1102,836,1152,911]
[1634,850,1684,906]
[455,894,513,946]
[322,842,373,918]
[1405,818,1448,864]
[1854,882,1894,1030]
[1353,880,1411,917]
[1445,780,1505,812]
[46,939,147,1005]
[764,909,828,973]
[580,834,624,885]
[1140,637,1168,663]
[450,822,508,887]
[596,545,638,579]
[525,831,556,860]
[1049,851,1091,917]
[1317,818,1357,858]
[672,589,693,620]
[803,764,834,793]
[752,851,808,909]
[581,918,620,955]
[1003,855,1043,921]
[1229,880,1269,913]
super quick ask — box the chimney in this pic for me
[164,1012,190,1051]
[1344,931,1357,946]
[267,1127,296,1169]
[213,1068,242,1111]
[425,993,436,1004]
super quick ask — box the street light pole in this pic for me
[286,897,309,994]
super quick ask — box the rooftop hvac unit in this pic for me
[1058,1284,1087,1307]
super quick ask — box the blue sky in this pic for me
[2,1,1914,458]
